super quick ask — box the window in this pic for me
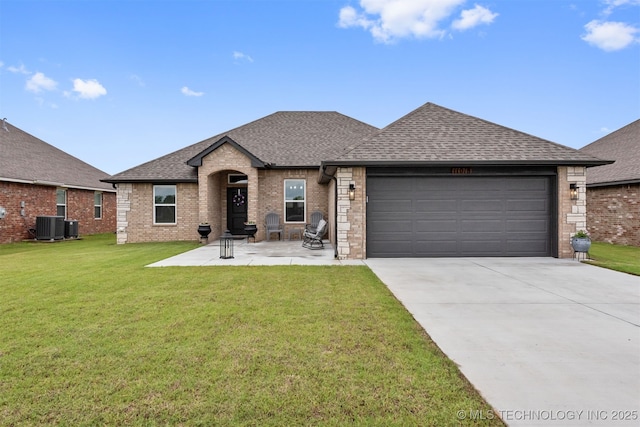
[56,188,66,218]
[228,174,248,184]
[284,179,305,222]
[94,192,103,219]
[154,185,176,224]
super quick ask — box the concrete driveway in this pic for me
[364,258,640,427]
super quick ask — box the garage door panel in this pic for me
[460,200,503,212]
[415,199,458,212]
[506,219,547,232]
[416,219,457,232]
[461,219,503,232]
[507,199,547,211]
[367,175,553,257]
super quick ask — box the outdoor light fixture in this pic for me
[570,183,578,200]
[220,229,234,259]
[348,183,356,201]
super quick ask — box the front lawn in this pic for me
[0,234,501,426]
[586,241,640,276]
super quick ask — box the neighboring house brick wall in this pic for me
[587,184,639,247]
[558,166,587,258]
[0,181,115,243]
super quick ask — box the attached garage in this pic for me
[366,168,557,257]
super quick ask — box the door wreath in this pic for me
[232,193,246,207]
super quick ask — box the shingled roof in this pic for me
[105,111,378,183]
[580,119,639,186]
[0,121,114,191]
[325,102,610,166]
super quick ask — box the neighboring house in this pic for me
[0,120,116,243]
[580,119,639,246]
[104,102,609,259]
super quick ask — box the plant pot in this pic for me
[571,237,591,253]
[197,224,212,239]
[244,224,258,239]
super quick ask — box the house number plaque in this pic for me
[451,167,473,174]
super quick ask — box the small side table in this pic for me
[288,228,302,241]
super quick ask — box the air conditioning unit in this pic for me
[64,220,79,239]
[36,216,65,240]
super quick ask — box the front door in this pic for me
[227,188,248,235]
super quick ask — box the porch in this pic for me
[147,239,365,266]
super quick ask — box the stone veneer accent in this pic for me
[336,167,365,259]
[558,166,587,258]
[587,183,639,247]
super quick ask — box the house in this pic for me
[0,120,116,243]
[580,119,639,246]
[103,102,610,259]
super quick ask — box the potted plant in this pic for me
[197,222,212,239]
[571,230,591,253]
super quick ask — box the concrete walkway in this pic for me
[365,258,640,427]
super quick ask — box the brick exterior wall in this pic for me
[116,143,330,244]
[587,183,639,247]
[0,181,116,244]
[116,182,199,244]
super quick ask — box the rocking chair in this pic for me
[302,218,327,250]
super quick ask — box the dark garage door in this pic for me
[367,175,554,257]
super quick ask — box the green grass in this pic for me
[586,241,640,276]
[0,234,501,426]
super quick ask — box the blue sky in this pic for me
[1,0,638,175]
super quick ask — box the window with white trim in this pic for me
[154,185,176,224]
[284,179,305,223]
[56,188,66,218]
[94,192,103,219]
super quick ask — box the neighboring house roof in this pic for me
[325,102,610,166]
[105,111,378,183]
[0,121,114,191]
[580,119,640,187]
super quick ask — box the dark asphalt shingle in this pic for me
[332,102,608,164]
[0,121,114,191]
[105,111,378,182]
[580,119,640,186]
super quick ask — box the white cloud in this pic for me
[338,0,496,43]
[582,20,639,51]
[25,72,58,93]
[129,74,145,87]
[9,64,31,75]
[452,4,498,31]
[233,51,254,63]
[602,0,640,16]
[70,78,107,99]
[181,86,204,97]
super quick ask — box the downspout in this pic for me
[321,165,339,259]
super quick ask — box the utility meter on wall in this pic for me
[0,207,6,219]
